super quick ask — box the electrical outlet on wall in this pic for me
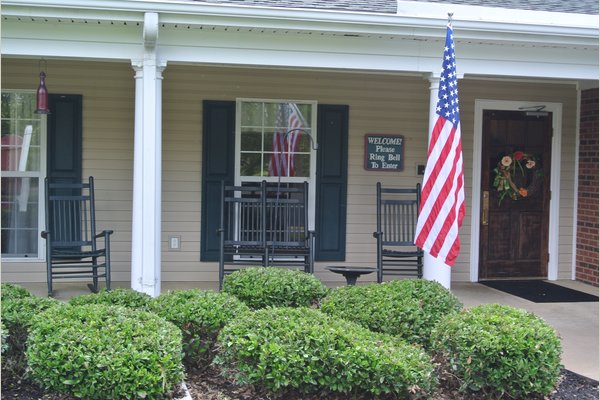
[169,236,181,250]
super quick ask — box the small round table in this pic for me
[326,266,376,286]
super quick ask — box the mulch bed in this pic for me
[2,366,598,399]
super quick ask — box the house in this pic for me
[1,0,598,296]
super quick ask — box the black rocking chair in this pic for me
[373,182,423,283]
[41,177,113,297]
[218,180,314,288]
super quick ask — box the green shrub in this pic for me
[1,321,8,356]
[321,279,462,348]
[222,267,329,309]
[69,288,152,310]
[431,304,562,398]
[27,304,184,400]
[1,296,62,376]
[150,289,249,368]
[215,307,436,397]
[1,283,32,301]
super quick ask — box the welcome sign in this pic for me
[364,134,404,171]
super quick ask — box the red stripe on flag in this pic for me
[418,117,455,210]
[428,138,464,258]
[414,121,457,251]
[415,119,465,267]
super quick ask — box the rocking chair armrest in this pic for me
[41,231,50,239]
[217,228,224,236]
[95,230,114,239]
[373,231,382,239]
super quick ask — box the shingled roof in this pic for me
[191,0,598,15]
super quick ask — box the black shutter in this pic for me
[46,94,83,247]
[201,101,235,261]
[315,104,349,261]
[47,94,82,182]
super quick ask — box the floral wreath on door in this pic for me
[493,151,542,204]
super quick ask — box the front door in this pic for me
[479,110,552,279]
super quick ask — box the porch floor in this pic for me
[15,279,599,381]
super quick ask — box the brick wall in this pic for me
[576,88,599,286]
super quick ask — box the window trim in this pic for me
[235,98,318,230]
[1,89,47,262]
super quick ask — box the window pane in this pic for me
[1,92,40,173]
[1,120,13,136]
[294,103,312,128]
[240,129,262,152]
[1,91,43,259]
[240,100,313,179]
[1,134,21,171]
[240,153,262,177]
[26,147,41,171]
[1,177,39,256]
[16,94,36,116]
[241,102,262,126]
[294,129,312,152]
[293,154,310,177]
[264,131,276,152]
[263,102,283,128]
[1,93,14,118]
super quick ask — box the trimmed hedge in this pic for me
[69,288,152,310]
[321,279,462,348]
[150,289,249,368]
[1,296,62,376]
[27,304,184,400]
[215,307,436,397]
[1,321,7,355]
[1,283,32,301]
[431,304,562,398]
[222,267,329,309]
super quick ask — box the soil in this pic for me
[3,367,597,400]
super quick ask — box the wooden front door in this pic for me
[479,110,552,279]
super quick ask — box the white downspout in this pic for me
[571,85,581,280]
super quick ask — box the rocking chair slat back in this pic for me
[374,182,423,282]
[218,180,314,288]
[42,177,113,296]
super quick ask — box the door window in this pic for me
[1,91,46,259]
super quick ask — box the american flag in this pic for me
[414,21,465,267]
[268,103,305,177]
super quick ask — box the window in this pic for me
[1,91,46,259]
[236,99,317,228]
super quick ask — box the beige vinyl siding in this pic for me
[161,66,431,283]
[2,59,578,284]
[1,59,135,282]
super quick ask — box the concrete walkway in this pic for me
[14,279,599,380]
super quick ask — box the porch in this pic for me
[16,279,599,381]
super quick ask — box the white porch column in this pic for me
[422,74,452,289]
[131,12,165,297]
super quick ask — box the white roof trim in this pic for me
[2,0,597,80]
[2,0,598,47]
